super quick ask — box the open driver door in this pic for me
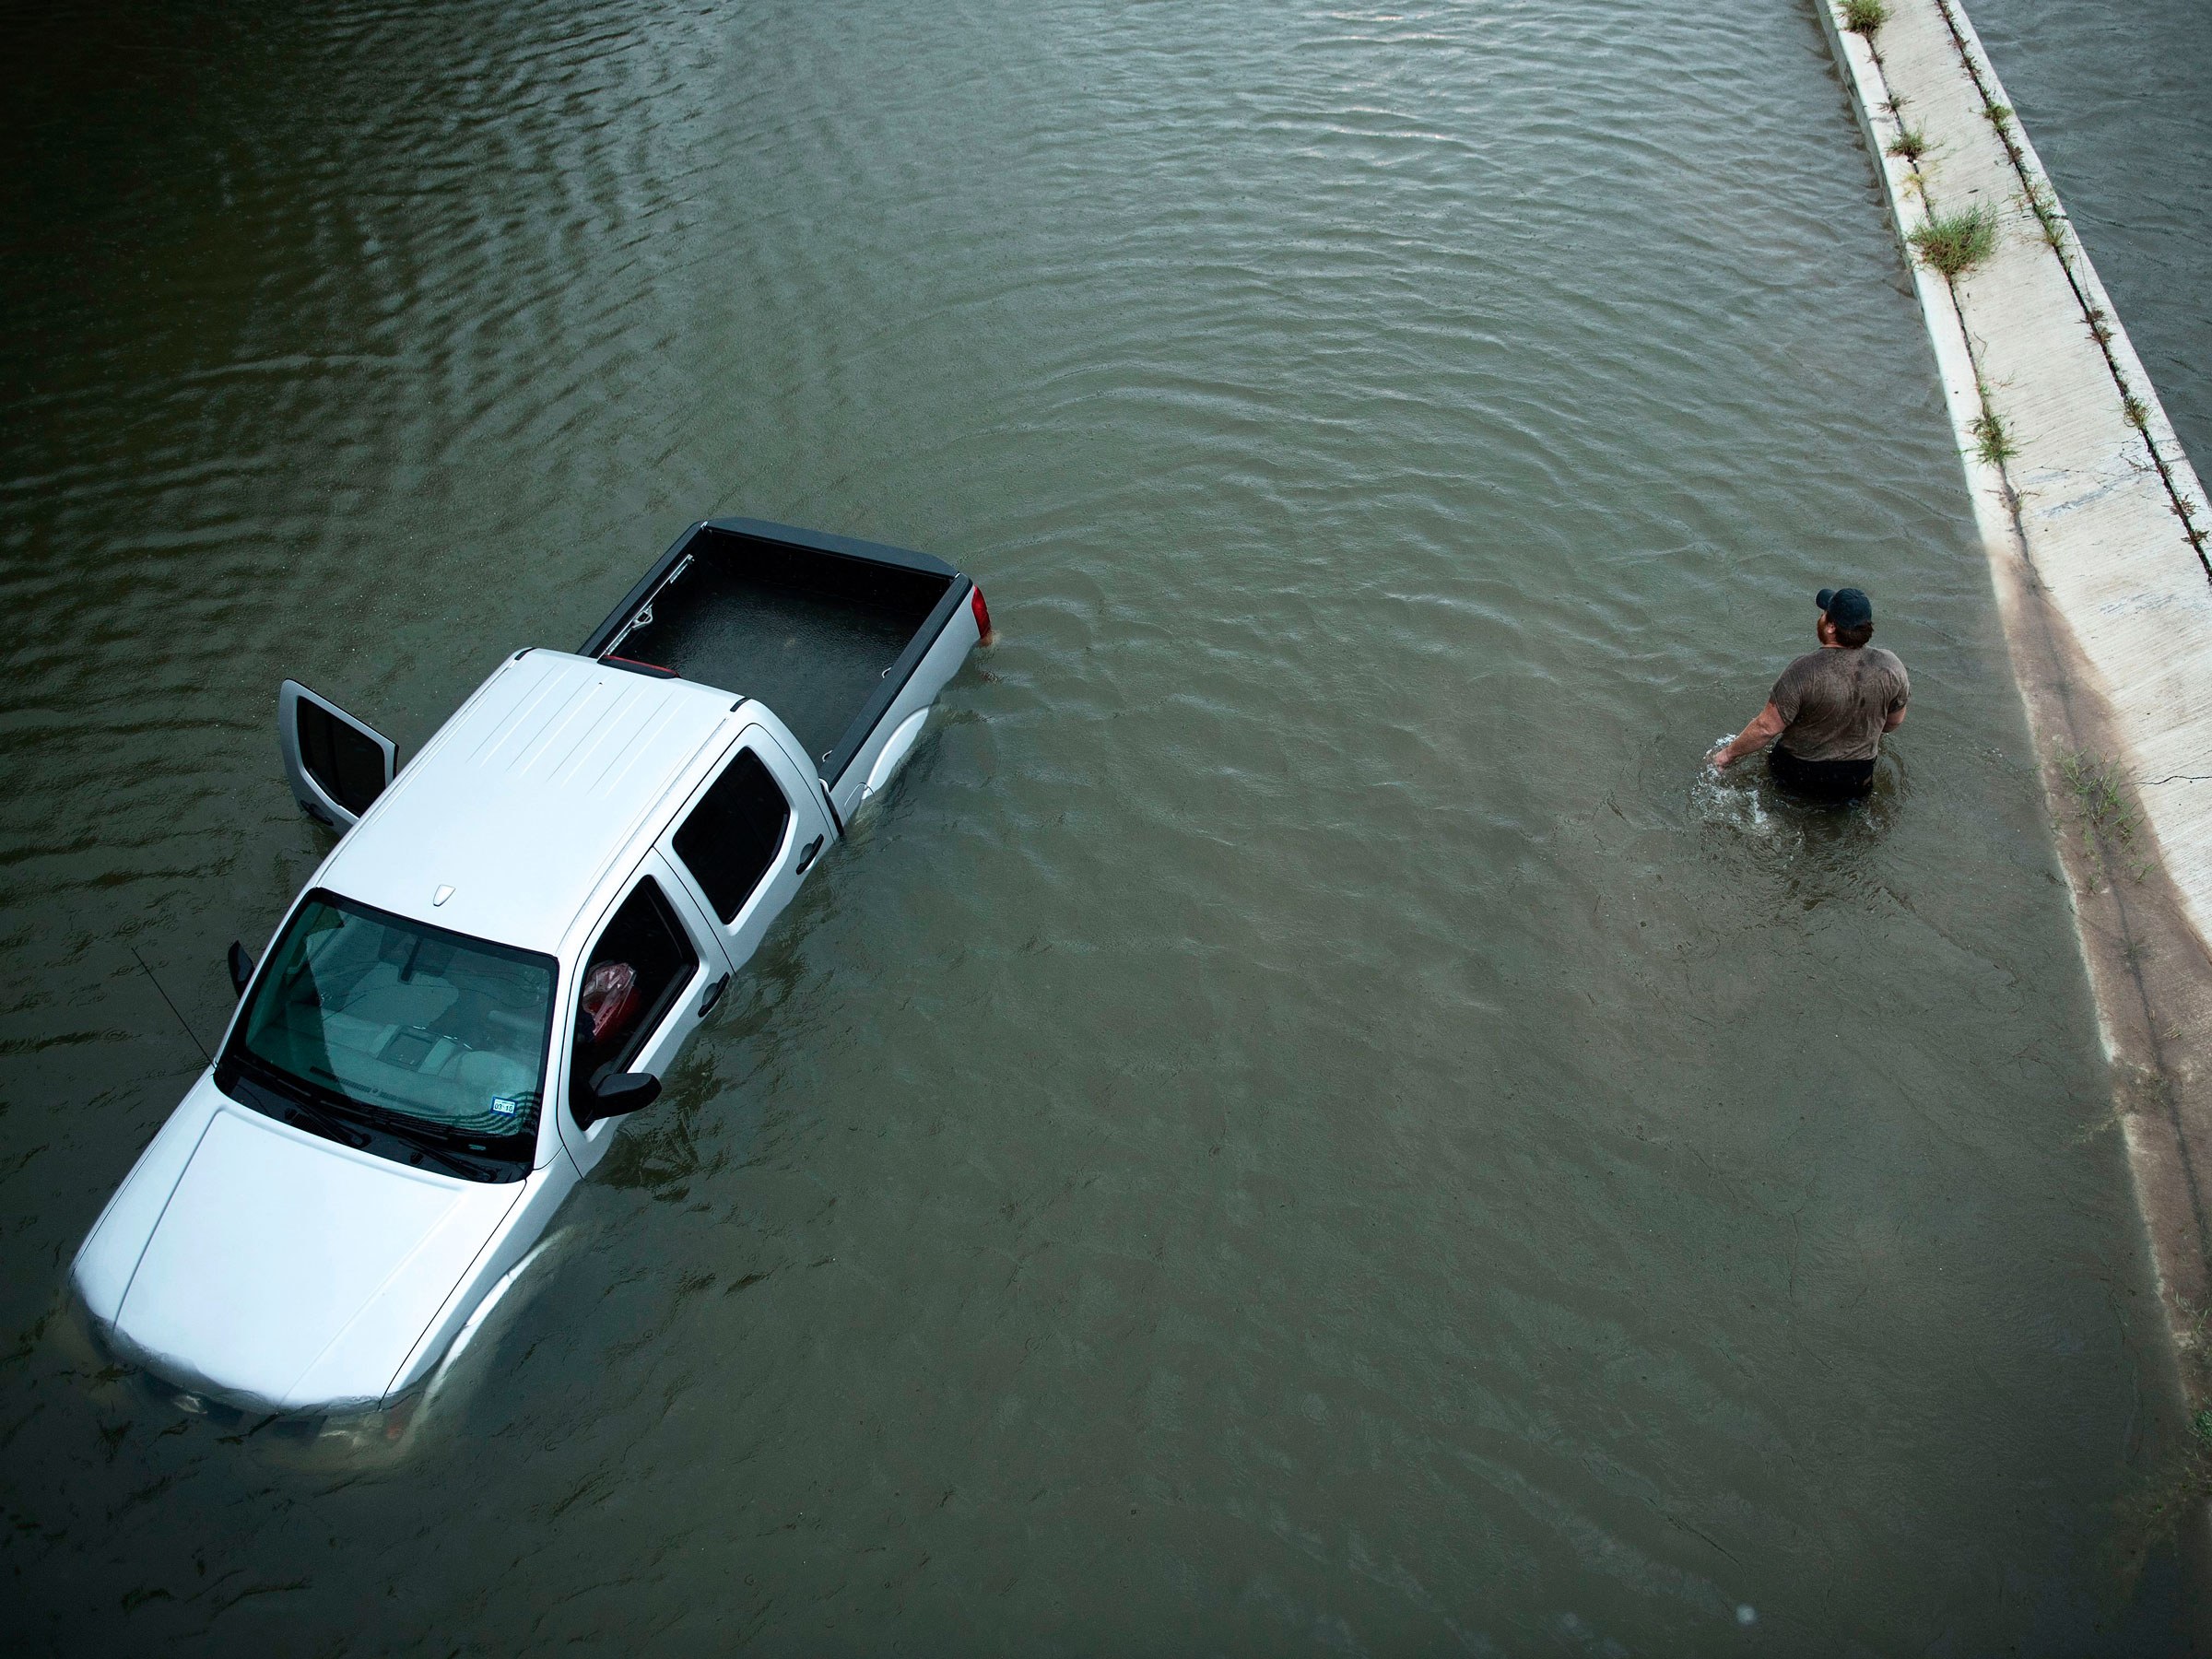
[278,678,396,830]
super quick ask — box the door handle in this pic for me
[699,973,730,1017]
[795,834,825,874]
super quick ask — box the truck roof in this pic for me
[318,652,734,956]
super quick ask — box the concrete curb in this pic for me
[1816,0,2212,1565]
[1924,1,2211,556]
[1818,3,2018,554]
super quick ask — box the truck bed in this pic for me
[582,519,966,779]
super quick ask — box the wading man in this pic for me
[1707,587,1908,801]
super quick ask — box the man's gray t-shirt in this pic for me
[1770,645,1909,762]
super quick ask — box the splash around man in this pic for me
[1707,587,1909,802]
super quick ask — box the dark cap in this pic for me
[1816,586,1874,629]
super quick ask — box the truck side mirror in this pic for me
[580,1071,661,1127]
[228,942,253,997]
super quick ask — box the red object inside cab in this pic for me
[578,961,640,1044]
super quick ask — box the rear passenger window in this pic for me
[569,878,699,1116]
[672,748,793,923]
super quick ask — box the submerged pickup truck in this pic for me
[74,518,989,1420]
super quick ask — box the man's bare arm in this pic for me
[1884,703,1907,733]
[1709,702,1786,770]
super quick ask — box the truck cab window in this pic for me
[672,747,793,923]
[569,877,698,1116]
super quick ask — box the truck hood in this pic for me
[103,1098,521,1412]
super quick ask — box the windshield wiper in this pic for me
[225,1052,364,1144]
[396,1138,499,1182]
[277,1094,370,1151]
[346,1089,531,1153]
[224,1052,520,1181]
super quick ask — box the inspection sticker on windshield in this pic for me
[490,1095,523,1117]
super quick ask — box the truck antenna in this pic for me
[130,947,212,1066]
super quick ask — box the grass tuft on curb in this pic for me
[1909,205,1998,276]
[2023,182,2068,251]
[1887,128,1927,163]
[1841,0,1888,34]
[1971,410,2017,468]
[2057,751,2144,891]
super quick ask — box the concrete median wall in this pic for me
[1816,0,2212,1512]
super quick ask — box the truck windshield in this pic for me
[229,891,555,1149]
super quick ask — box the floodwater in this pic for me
[0,0,2199,1651]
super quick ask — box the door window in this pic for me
[298,700,386,818]
[671,747,793,924]
[279,680,397,830]
[568,877,699,1117]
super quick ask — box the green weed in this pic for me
[1887,128,1927,163]
[2057,750,2145,890]
[2060,752,2136,842]
[2024,182,2067,250]
[1909,205,1998,276]
[1842,0,1888,33]
[1971,410,2017,467]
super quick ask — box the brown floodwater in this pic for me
[1,0,2202,1650]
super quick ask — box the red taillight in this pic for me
[971,583,993,643]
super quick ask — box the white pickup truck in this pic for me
[73,518,989,1423]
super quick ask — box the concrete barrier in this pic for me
[1816,0,2212,1522]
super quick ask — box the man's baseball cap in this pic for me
[1817,586,1874,628]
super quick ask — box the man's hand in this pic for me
[1709,702,1787,771]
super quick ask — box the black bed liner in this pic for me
[582,519,967,784]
